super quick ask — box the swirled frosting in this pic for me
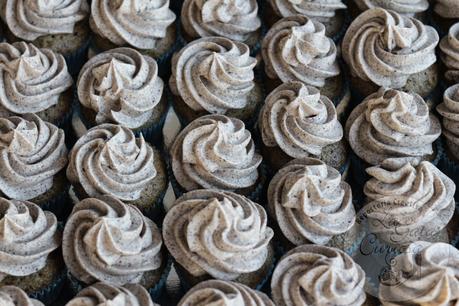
[342,8,438,88]
[63,195,163,285]
[170,115,262,191]
[90,0,176,49]
[0,114,67,200]
[268,0,346,22]
[1,0,88,41]
[77,48,163,129]
[268,158,355,245]
[262,15,339,88]
[66,124,156,201]
[353,0,428,16]
[0,42,73,115]
[0,286,44,306]
[163,189,273,280]
[437,84,459,160]
[181,0,261,42]
[435,0,459,18]
[345,88,441,165]
[66,283,157,306]
[379,241,459,305]
[440,23,459,82]
[178,280,275,306]
[259,81,343,158]
[0,198,60,279]
[271,245,366,306]
[170,37,256,114]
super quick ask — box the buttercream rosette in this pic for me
[437,84,459,160]
[440,23,459,83]
[0,286,44,306]
[353,0,428,16]
[435,0,459,19]
[268,0,346,23]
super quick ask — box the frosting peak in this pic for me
[268,0,346,22]
[354,0,429,16]
[437,84,459,160]
[0,286,44,306]
[440,23,459,83]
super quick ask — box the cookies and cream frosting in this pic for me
[342,8,438,88]
[271,245,366,306]
[440,23,459,83]
[435,0,459,19]
[259,81,343,158]
[170,37,256,114]
[346,88,441,165]
[353,0,428,16]
[268,0,346,22]
[163,189,273,280]
[63,195,163,285]
[262,15,340,87]
[437,84,459,160]
[78,47,163,129]
[0,286,44,306]
[170,115,262,191]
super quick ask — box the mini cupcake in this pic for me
[169,37,263,128]
[258,81,348,173]
[63,195,170,299]
[0,114,69,219]
[177,280,275,306]
[0,286,44,306]
[66,124,168,220]
[432,0,459,36]
[77,47,168,144]
[0,199,64,304]
[163,189,275,290]
[440,23,459,86]
[349,0,429,19]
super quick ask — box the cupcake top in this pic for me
[163,189,273,280]
[345,88,441,165]
[379,241,459,305]
[262,15,340,87]
[0,0,88,41]
[342,8,438,89]
[170,115,262,192]
[170,37,256,114]
[364,158,455,246]
[0,114,68,200]
[437,84,459,159]
[271,245,366,306]
[66,124,156,201]
[0,42,73,116]
[268,158,355,246]
[63,195,163,285]
[259,81,343,158]
[90,0,176,50]
[178,280,275,306]
[440,23,459,83]
[66,282,158,306]
[353,0,428,16]
[181,0,261,42]
[0,286,44,306]
[435,0,459,19]
[0,198,60,280]
[77,47,163,129]
[268,0,346,23]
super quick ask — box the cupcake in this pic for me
[440,23,459,85]
[0,286,44,306]
[77,47,168,144]
[63,195,170,298]
[169,37,263,128]
[66,124,168,220]
[177,280,275,306]
[432,0,459,36]
[258,81,348,173]
[169,115,265,201]
[349,0,429,19]
[0,114,69,219]
[163,189,275,290]
[0,199,64,304]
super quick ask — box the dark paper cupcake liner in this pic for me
[64,37,90,77]
[30,267,67,305]
[332,10,351,44]
[37,182,71,222]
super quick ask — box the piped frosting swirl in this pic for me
[268,0,346,22]
[353,0,428,16]
[437,84,459,160]
[435,0,459,18]
[0,286,44,306]
[440,23,459,83]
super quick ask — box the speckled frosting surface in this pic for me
[440,23,459,83]
[435,0,459,18]
[268,0,346,22]
[163,189,273,280]
[0,286,44,306]
[353,0,428,16]
[437,84,459,160]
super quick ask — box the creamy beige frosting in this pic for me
[66,124,156,201]
[63,195,163,285]
[66,282,157,306]
[268,0,346,22]
[90,0,176,49]
[163,189,273,280]
[268,158,355,245]
[181,0,261,42]
[170,115,262,191]
[342,8,438,88]
[0,42,73,115]
[271,245,366,306]
[178,280,275,306]
[0,198,60,280]
[354,0,428,16]
[435,0,459,18]
[0,286,44,306]
[364,158,455,246]
[78,47,163,129]
[259,81,343,158]
[1,0,88,41]
[170,37,256,114]
[262,15,339,88]
[437,84,459,160]
[440,23,459,82]
[345,88,441,165]
[0,114,68,200]
[379,241,459,305]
